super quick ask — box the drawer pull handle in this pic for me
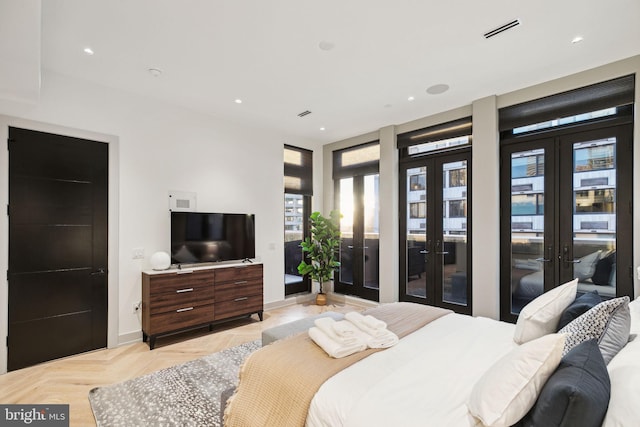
[234,297,248,302]
[234,280,248,285]
[176,270,194,275]
[176,307,194,313]
[176,288,194,293]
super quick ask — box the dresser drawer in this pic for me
[214,279,262,302]
[147,270,215,294]
[215,264,263,283]
[149,286,215,312]
[148,304,215,335]
[214,295,262,320]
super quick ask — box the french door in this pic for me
[334,174,380,301]
[500,123,633,322]
[400,149,472,314]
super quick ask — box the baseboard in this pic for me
[118,330,143,346]
[326,293,379,309]
[264,293,315,311]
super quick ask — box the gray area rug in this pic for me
[89,340,260,427]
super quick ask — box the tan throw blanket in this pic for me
[224,302,452,427]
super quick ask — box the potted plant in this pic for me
[297,210,341,305]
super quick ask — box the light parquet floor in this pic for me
[0,301,359,427]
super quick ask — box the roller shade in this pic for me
[499,75,635,132]
[284,145,313,195]
[397,117,472,149]
[333,141,380,179]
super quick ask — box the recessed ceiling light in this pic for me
[318,41,335,51]
[235,99,243,104]
[83,47,94,55]
[148,68,162,77]
[426,84,450,95]
[320,127,326,131]
[571,36,584,44]
[408,96,415,102]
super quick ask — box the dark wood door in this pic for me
[8,127,108,371]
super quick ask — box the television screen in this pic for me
[170,212,255,264]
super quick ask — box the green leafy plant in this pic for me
[297,210,341,294]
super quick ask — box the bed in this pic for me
[225,290,640,427]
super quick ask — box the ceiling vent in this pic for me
[484,19,520,39]
[297,110,312,117]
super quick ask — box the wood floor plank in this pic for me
[0,302,359,426]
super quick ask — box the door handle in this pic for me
[434,240,449,255]
[535,246,553,263]
[91,268,106,276]
[562,245,581,264]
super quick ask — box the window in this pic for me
[574,142,615,172]
[511,194,544,215]
[448,200,466,218]
[511,154,544,178]
[409,202,426,218]
[284,145,313,295]
[448,169,467,187]
[575,189,615,213]
[409,174,426,191]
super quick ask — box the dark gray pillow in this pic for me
[516,339,610,427]
[556,291,601,331]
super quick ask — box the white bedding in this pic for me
[306,313,517,427]
[306,300,640,427]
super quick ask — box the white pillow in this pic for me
[573,250,601,280]
[468,333,566,427]
[513,278,577,344]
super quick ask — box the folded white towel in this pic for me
[308,327,366,358]
[345,312,387,338]
[367,330,399,349]
[314,317,359,346]
[332,319,358,338]
[363,314,387,330]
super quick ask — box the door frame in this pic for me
[499,118,634,322]
[0,116,120,374]
[399,148,473,315]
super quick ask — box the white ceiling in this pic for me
[6,1,640,143]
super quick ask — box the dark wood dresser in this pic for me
[142,263,263,349]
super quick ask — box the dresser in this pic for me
[142,263,263,349]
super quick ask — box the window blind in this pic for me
[284,145,313,196]
[499,75,635,132]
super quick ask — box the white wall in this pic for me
[323,55,640,317]
[0,70,321,360]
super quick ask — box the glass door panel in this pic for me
[338,177,354,287]
[570,138,617,295]
[406,166,428,299]
[401,150,472,314]
[284,194,304,288]
[441,161,468,306]
[508,148,549,314]
[363,174,380,290]
[501,124,632,322]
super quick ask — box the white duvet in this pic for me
[306,300,640,427]
[306,313,517,427]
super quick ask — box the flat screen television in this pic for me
[170,211,255,265]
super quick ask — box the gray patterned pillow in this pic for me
[558,296,630,364]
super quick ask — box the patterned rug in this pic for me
[89,340,260,427]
